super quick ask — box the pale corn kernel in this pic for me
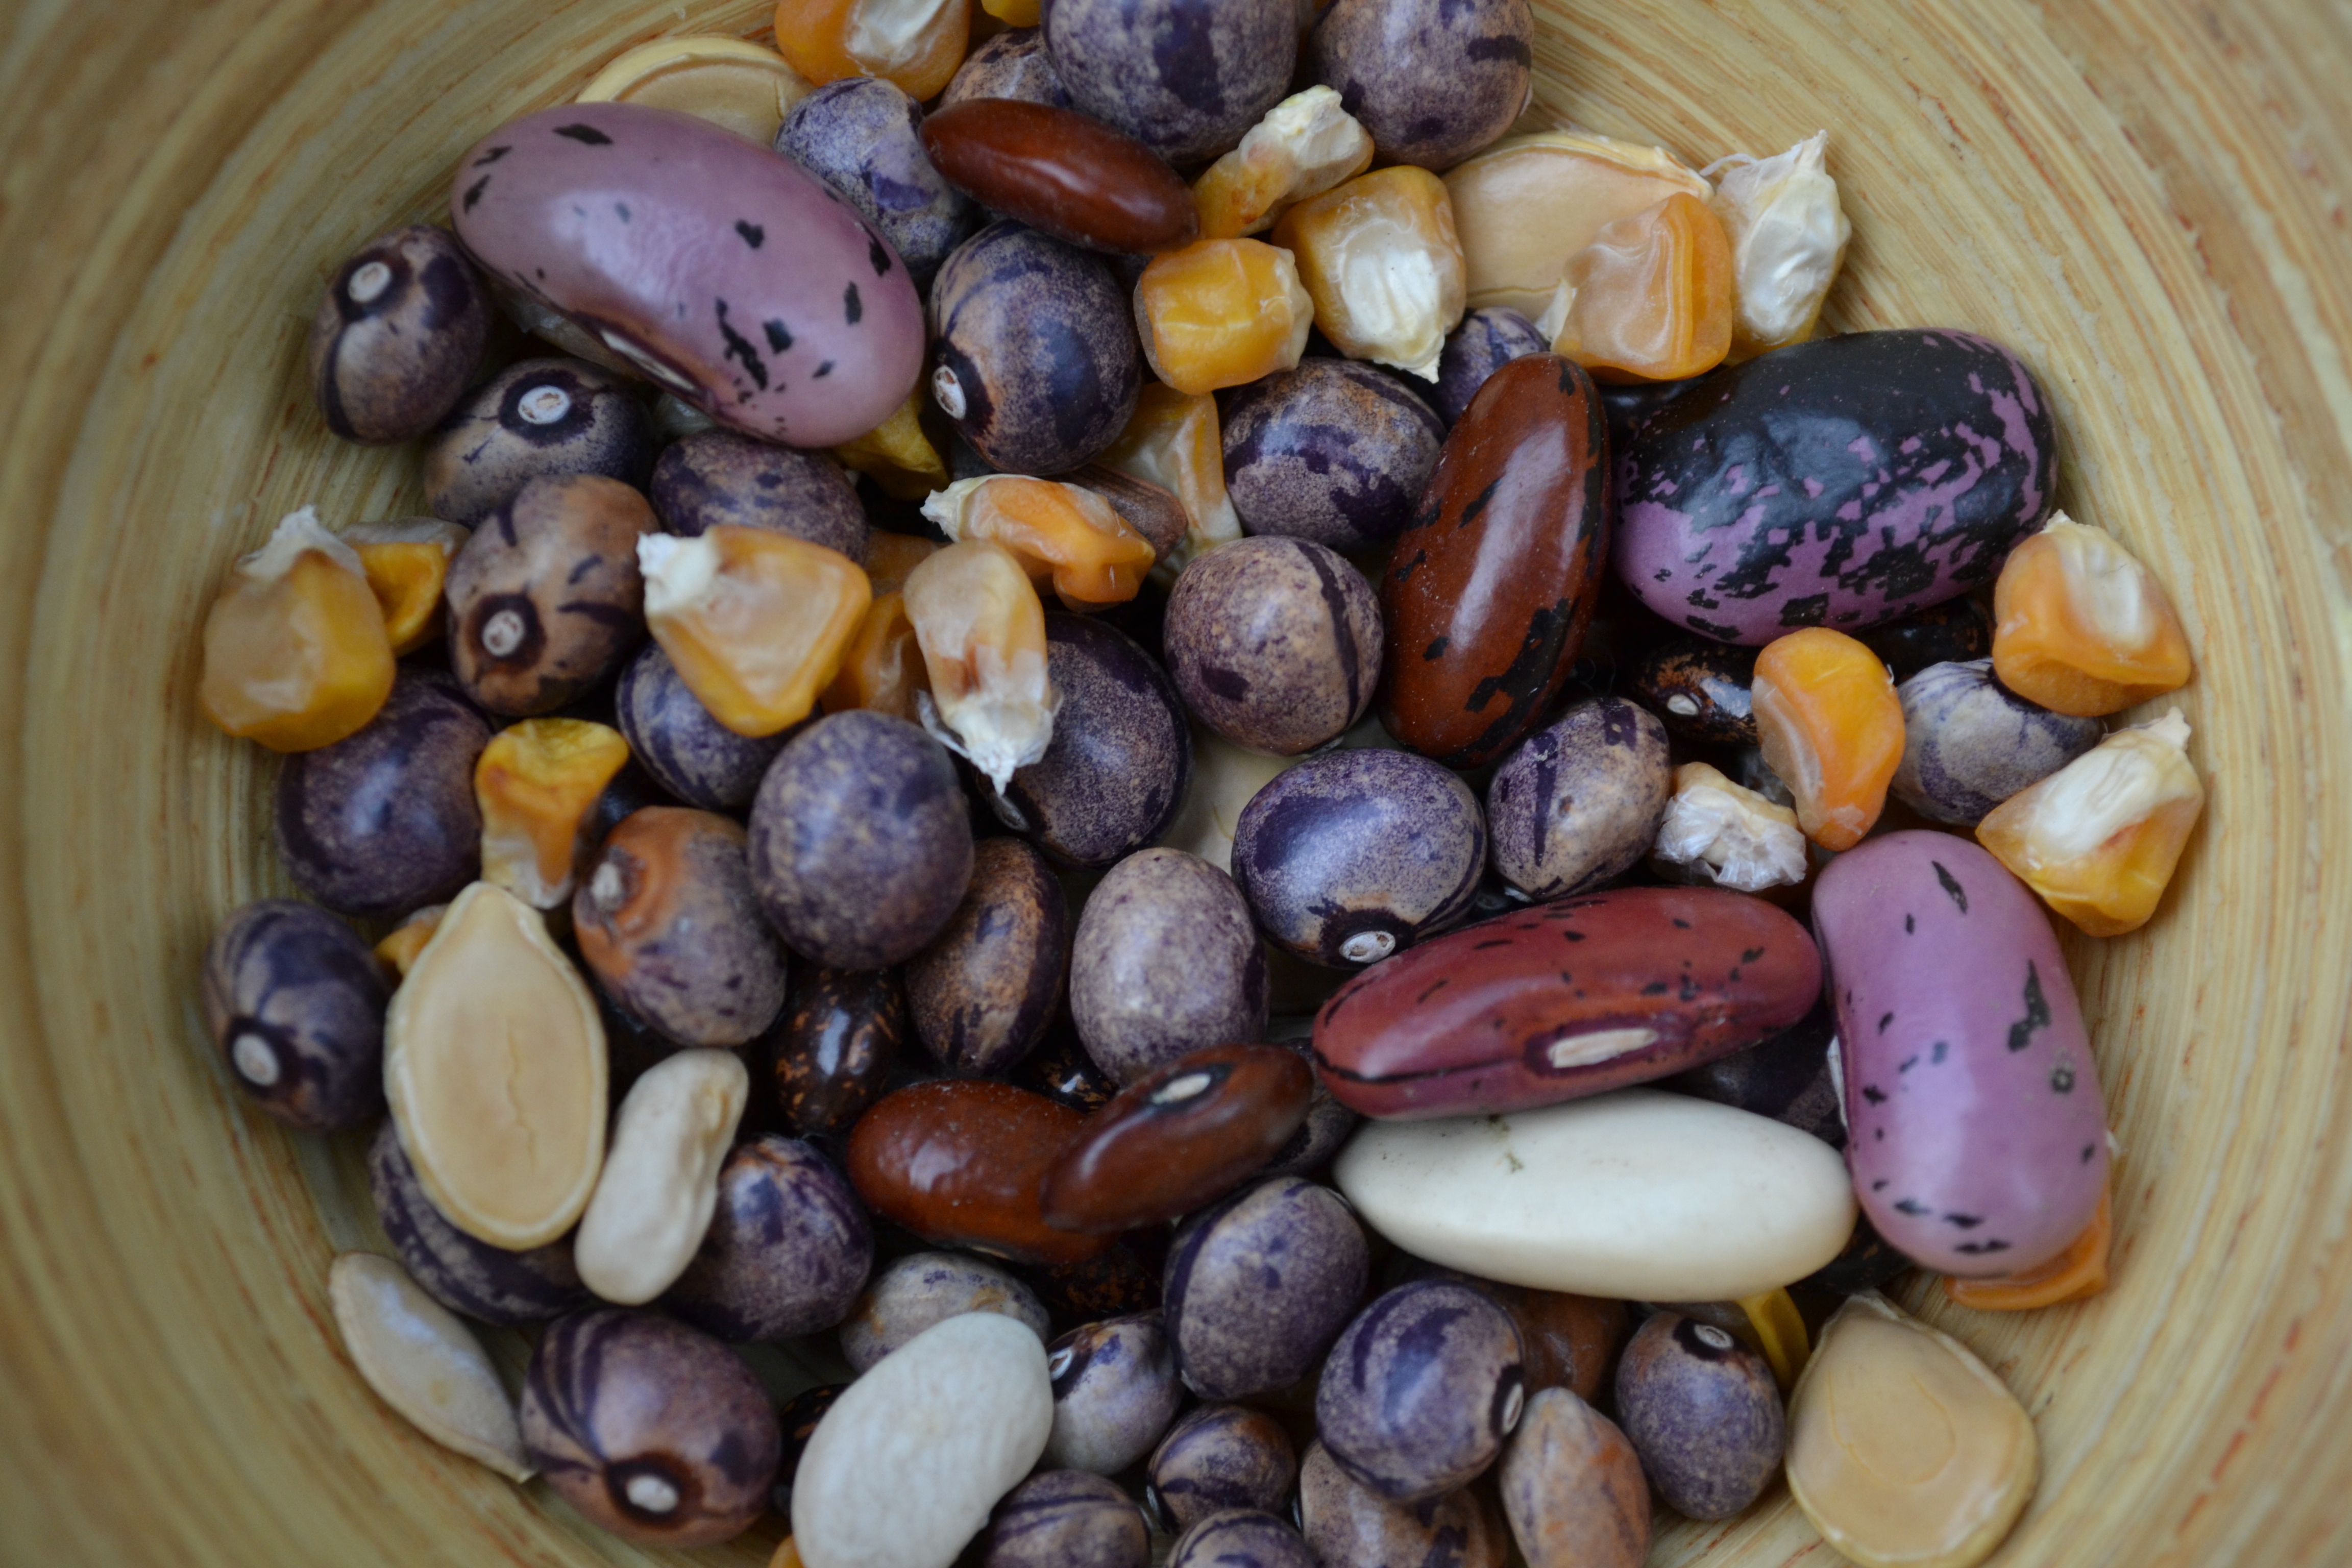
[1992,512,2193,718]
[1704,131,1851,357]
[1976,708,2202,937]
[903,539,1058,793]
[834,385,949,502]
[921,475,1158,608]
[1097,383,1243,577]
[344,518,466,656]
[1133,238,1316,396]
[1193,87,1376,239]
[476,719,634,910]
[199,506,396,752]
[640,526,872,738]
[820,590,929,721]
[1653,761,1809,892]
[1272,166,1466,381]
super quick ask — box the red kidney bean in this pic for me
[920,99,1198,256]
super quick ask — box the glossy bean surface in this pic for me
[846,1080,1111,1266]
[922,99,1196,256]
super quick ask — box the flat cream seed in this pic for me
[347,260,395,304]
[329,1253,534,1483]
[517,384,573,425]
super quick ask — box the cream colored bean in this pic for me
[328,1253,532,1483]
[574,1049,749,1305]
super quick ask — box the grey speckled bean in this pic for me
[944,29,1074,111]
[1071,848,1269,1084]
[1613,1312,1783,1521]
[777,77,975,287]
[906,837,1070,1077]
[421,356,654,527]
[1164,535,1383,756]
[1165,1177,1367,1401]
[1222,359,1446,552]
[649,430,869,559]
[1168,1509,1316,1568]
[614,643,786,812]
[1148,1404,1298,1533]
[1298,1440,1510,1568]
[1432,308,1547,428]
[1315,1280,1525,1502]
[986,1470,1150,1568]
[840,1251,1051,1374]
[663,1137,872,1342]
[369,1120,589,1326]
[1892,658,2103,825]
[1046,0,1297,166]
[1485,699,1671,899]
[1308,0,1533,171]
[995,614,1192,870]
[1045,1311,1184,1474]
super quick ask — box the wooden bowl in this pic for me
[3,2,2348,1563]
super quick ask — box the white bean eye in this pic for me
[231,1032,281,1087]
[516,384,573,425]
[481,608,529,659]
[1340,930,1396,964]
[1152,1071,1215,1107]
[1667,694,1701,717]
[1694,1324,1736,1352]
[1048,1347,1075,1380]
[932,364,968,420]
[1499,1380,1525,1434]
[347,260,396,305]
[624,1473,680,1514]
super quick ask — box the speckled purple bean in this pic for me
[1045,0,1297,166]
[1484,698,1672,900]
[1298,1440,1511,1568]
[1431,308,1548,428]
[199,900,386,1132]
[1612,1312,1783,1521]
[420,356,656,527]
[1148,1404,1298,1532]
[649,430,869,558]
[839,1251,1052,1373]
[1315,1280,1525,1503]
[986,1470,1151,1568]
[1168,1509,1316,1568]
[1222,359,1446,552]
[944,28,1074,110]
[451,102,924,448]
[1308,0,1533,170]
[1164,1176,1368,1401]
[776,77,975,287]
[995,615,1191,870]
[309,225,490,445]
[1892,659,2104,826]
[1071,848,1269,1085]
[1044,1311,1185,1474]
[663,1137,872,1341]
[1616,329,2057,645]
[368,1120,588,1325]
[1164,535,1383,756]
[614,643,787,812]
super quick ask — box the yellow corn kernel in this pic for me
[1444,130,1714,321]
[865,530,940,598]
[821,590,929,721]
[1097,383,1243,575]
[922,475,1158,608]
[640,526,872,738]
[374,904,448,978]
[344,518,466,656]
[1134,238,1315,397]
[1752,628,1905,851]
[1738,1288,1811,1391]
[199,506,396,752]
[1540,192,1734,383]
[772,0,970,102]
[1193,87,1375,240]
[833,384,949,502]
[576,35,814,148]
[979,0,1038,21]
[1944,1181,2112,1311]
[903,538,1057,792]
[1993,513,2193,718]
[1976,708,2202,937]
[475,719,633,910]
[1272,166,1465,381]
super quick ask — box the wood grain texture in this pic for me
[0,1,2346,1564]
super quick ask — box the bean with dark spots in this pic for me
[308,225,489,444]
[1222,359,1446,551]
[1045,0,1296,166]
[200,900,386,1132]
[770,965,905,1138]
[444,473,651,716]
[1165,535,1383,755]
[421,356,654,527]
[1308,0,1533,170]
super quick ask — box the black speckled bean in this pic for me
[614,643,788,812]
[1045,1311,1184,1474]
[1165,535,1383,756]
[1484,698,1671,899]
[1071,848,1269,1084]
[649,430,868,559]
[1222,360,1446,552]
[1045,0,1297,166]
[421,356,655,527]
[777,77,975,287]
[1858,596,1993,681]
[1625,638,1758,746]
[1613,1312,1783,1521]
[1164,1176,1368,1401]
[1315,1280,1525,1502]
[1892,658,2103,825]
[945,29,1075,111]
[996,615,1191,869]
[1597,375,1698,457]
[308,225,489,444]
[1298,1439,1511,1568]
[200,900,386,1132]
[987,1470,1151,1568]
[1013,1015,1122,1115]
[368,1119,589,1325]
[664,1136,873,1341]
[1431,308,1548,428]
[1308,0,1533,171]
[273,673,489,919]
[839,1250,1052,1373]
[1024,1226,1172,1330]
[1148,1404,1298,1534]
[907,836,1069,1076]
[770,965,905,1137]
[770,1382,847,1518]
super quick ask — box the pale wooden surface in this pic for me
[1,1,2348,1563]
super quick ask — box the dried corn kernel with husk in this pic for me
[476,719,633,909]
[640,526,872,739]
[1193,87,1376,240]
[1134,238,1316,397]
[921,475,1158,608]
[577,35,813,148]
[772,0,970,102]
[199,506,396,752]
[821,590,929,721]
[904,539,1057,792]
[1654,761,1809,891]
[1537,192,1734,383]
[1705,131,1851,358]
[833,385,950,502]
[375,904,447,978]
[1273,166,1465,381]
[1993,513,2193,718]
[1753,628,1905,851]
[1443,130,1714,320]
[864,530,940,597]
[344,518,466,656]
[1098,383,1243,577]
[1976,707,2201,937]
[1944,1180,2112,1311]
[1738,1288,1811,1391]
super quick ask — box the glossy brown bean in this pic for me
[770,967,905,1138]
[1378,355,1608,768]
[845,1080,1112,1266]
[920,99,1198,256]
[1041,1045,1314,1234]
[1492,1287,1629,1405]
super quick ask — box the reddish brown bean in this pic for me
[920,99,1199,256]
[846,1080,1112,1266]
[1311,886,1822,1119]
[1041,1045,1313,1234]
[1378,355,1608,768]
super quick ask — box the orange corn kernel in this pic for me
[979,0,1039,22]
[822,590,929,722]
[476,719,633,909]
[1976,708,2201,937]
[1945,1182,2112,1310]
[1193,87,1375,240]
[1752,627,1904,851]
[833,384,949,503]
[374,904,448,978]
[1272,166,1466,381]
[903,538,1057,792]
[1992,513,2193,718]
[864,530,940,598]
[640,525,872,738]
[772,0,971,101]
[1134,238,1315,397]
[921,475,1158,608]
[1542,192,1733,383]
[1737,1288,1811,1391]
[1097,382,1243,572]
[199,507,396,752]
[344,518,466,656]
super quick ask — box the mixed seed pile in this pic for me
[195,2,2206,1565]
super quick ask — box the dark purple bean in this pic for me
[368,1120,587,1326]
[1795,1212,1916,1297]
[421,356,655,527]
[1071,848,1269,1084]
[772,965,906,1137]
[1148,1404,1298,1534]
[1308,0,1532,170]
[1259,1059,1361,1180]
[944,28,1074,110]
[1022,1227,1172,1329]
[614,643,787,812]
[199,900,386,1132]
[664,1137,871,1342]
[1298,1440,1510,1568]
[1613,1311,1783,1521]
[1045,0,1296,166]
[1221,359,1444,552]
[995,615,1191,869]
[1624,638,1757,747]
[906,837,1069,1076]
[1665,1003,1842,1146]
[1164,1176,1367,1401]
[1431,308,1547,428]
[444,473,651,716]
[649,430,868,559]
[986,1470,1150,1568]
[1858,595,1994,680]
[1484,698,1671,899]
[1045,1311,1184,1474]
[1315,1280,1525,1502]
[747,710,975,970]
[1164,535,1382,755]
[777,77,975,287]
[839,1251,1051,1373]
[1071,465,1190,561]
[308,225,489,444]
[273,673,488,919]
[1892,659,2103,826]
[1167,1509,1315,1568]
